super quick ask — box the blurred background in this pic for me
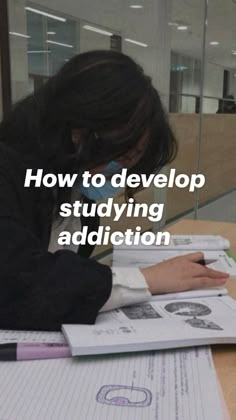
[1,0,236,254]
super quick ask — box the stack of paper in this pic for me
[63,293,236,356]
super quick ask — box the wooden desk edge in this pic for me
[167,219,236,418]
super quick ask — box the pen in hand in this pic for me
[196,259,218,266]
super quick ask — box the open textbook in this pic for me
[112,234,236,276]
[0,347,227,420]
[63,289,236,356]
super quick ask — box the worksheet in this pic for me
[0,347,224,420]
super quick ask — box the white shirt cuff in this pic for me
[99,267,151,313]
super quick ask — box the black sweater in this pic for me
[0,143,112,331]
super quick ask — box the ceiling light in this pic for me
[177,25,188,31]
[28,50,51,53]
[124,38,148,47]
[210,41,219,45]
[25,7,66,22]
[9,31,30,39]
[82,25,113,36]
[129,5,143,8]
[232,50,236,55]
[47,31,56,35]
[46,40,74,48]
[168,22,179,26]
[234,74,236,77]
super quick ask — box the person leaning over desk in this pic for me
[0,50,228,331]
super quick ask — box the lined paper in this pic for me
[0,347,224,420]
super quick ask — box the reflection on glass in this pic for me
[27,6,78,84]
[6,0,236,227]
[170,52,201,113]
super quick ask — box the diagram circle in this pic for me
[164,301,212,316]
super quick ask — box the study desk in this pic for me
[167,219,236,419]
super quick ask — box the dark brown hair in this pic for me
[0,50,177,204]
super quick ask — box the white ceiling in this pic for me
[171,0,236,70]
[14,0,236,71]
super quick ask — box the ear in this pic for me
[71,129,82,145]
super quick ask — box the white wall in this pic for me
[79,23,112,53]
[203,62,224,113]
[180,58,201,113]
[174,56,224,113]
[121,0,171,108]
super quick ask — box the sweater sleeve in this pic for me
[0,162,112,331]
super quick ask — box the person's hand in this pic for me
[140,252,229,295]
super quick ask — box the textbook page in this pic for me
[0,347,225,420]
[63,296,236,356]
[0,330,65,344]
[115,235,230,251]
[113,248,236,276]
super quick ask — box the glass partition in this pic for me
[166,0,205,223]
[5,0,236,253]
[198,0,236,223]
